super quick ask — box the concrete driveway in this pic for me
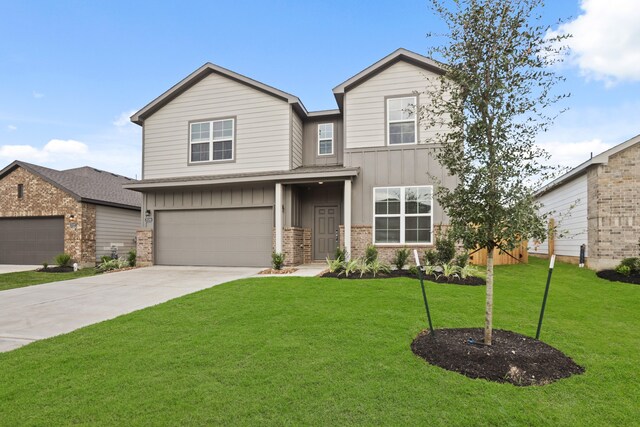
[0,266,260,352]
[0,265,40,274]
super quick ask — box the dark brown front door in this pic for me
[314,206,339,260]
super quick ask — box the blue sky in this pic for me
[1,0,639,178]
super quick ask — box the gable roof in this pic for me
[0,160,141,210]
[332,48,447,108]
[536,133,640,197]
[130,62,309,125]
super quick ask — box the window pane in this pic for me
[213,140,232,160]
[375,216,400,243]
[190,123,209,142]
[389,97,416,121]
[418,187,432,213]
[319,124,333,139]
[405,215,431,243]
[213,120,233,140]
[319,139,332,154]
[389,122,415,144]
[388,188,401,214]
[190,142,209,162]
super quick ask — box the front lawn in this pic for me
[0,268,97,292]
[0,258,638,425]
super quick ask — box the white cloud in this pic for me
[7,125,17,131]
[32,91,45,99]
[538,138,614,168]
[0,139,89,164]
[112,110,136,128]
[551,0,640,84]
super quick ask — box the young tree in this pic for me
[422,0,569,344]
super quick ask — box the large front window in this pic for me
[387,96,417,145]
[190,118,234,162]
[374,186,432,244]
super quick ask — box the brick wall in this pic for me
[587,142,640,270]
[136,229,153,267]
[0,166,96,266]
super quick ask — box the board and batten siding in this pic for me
[95,205,140,260]
[143,73,291,179]
[144,184,275,214]
[530,174,588,257]
[344,61,441,150]
[344,146,456,225]
[302,118,344,166]
[291,110,303,168]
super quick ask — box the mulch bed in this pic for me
[596,270,640,285]
[320,269,485,286]
[36,266,75,273]
[411,328,584,386]
[258,268,298,275]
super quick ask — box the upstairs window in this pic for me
[387,96,417,145]
[318,123,334,156]
[17,184,24,198]
[190,118,234,163]
[373,186,432,244]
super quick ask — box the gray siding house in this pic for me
[127,49,456,267]
[530,134,640,270]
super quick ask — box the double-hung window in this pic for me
[374,186,432,244]
[190,118,234,163]
[387,96,417,145]
[318,123,334,155]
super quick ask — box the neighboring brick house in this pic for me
[0,160,141,266]
[126,48,457,267]
[530,134,640,270]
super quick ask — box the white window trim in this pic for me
[317,123,334,156]
[386,96,418,146]
[189,118,235,163]
[372,185,433,245]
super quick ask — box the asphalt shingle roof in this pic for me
[1,161,141,209]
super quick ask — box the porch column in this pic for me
[275,182,283,253]
[344,179,352,260]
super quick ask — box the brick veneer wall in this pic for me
[0,166,96,266]
[587,142,640,270]
[339,225,435,265]
[282,227,304,266]
[136,229,153,267]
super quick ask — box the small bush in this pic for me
[364,245,378,264]
[617,257,640,274]
[441,262,461,281]
[408,265,420,277]
[454,253,469,268]
[341,259,360,277]
[392,247,411,271]
[459,264,480,279]
[54,253,72,267]
[96,257,129,273]
[271,252,285,270]
[326,257,344,273]
[615,265,631,277]
[100,255,111,264]
[435,233,456,265]
[42,262,48,269]
[424,249,437,265]
[127,249,137,267]
[367,258,391,277]
[334,247,347,262]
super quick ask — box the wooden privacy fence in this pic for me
[468,242,529,266]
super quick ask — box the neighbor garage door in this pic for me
[155,207,273,267]
[0,217,64,264]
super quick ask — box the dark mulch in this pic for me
[36,266,75,273]
[320,269,485,286]
[596,270,640,285]
[411,328,584,386]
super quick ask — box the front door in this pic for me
[314,206,339,260]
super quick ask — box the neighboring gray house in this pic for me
[126,48,456,267]
[530,134,640,270]
[0,160,141,266]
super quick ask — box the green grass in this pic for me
[0,258,638,426]
[0,268,97,292]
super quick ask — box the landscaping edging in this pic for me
[411,328,584,386]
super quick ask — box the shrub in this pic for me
[42,262,48,269]
[617,257,640,274]
[334,248,347,262]
[54,253,72,267]
[127,249,137,267]
[454,253,469,268]
[96,257,129,273]
[423,249,438,265]
[435,233,456,265]
[441,262,461,281]
[341,259,360,277]
[100,255,111,264]
[615,265,632,277]
[271,252,285,270]
[459,264,479,279]
[367,258,391,277]
[326,257,344,273]
[408,265,420,277]
[392,248,411,271]
[364,245,378,264]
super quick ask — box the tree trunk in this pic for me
[484,249,494,345]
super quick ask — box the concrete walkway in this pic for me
[0,265,41,274]
[0,266,259,352]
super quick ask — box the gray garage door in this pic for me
[155,207,273,267]
[0,217,64,264]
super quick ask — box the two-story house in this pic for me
[125,48,456,267]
